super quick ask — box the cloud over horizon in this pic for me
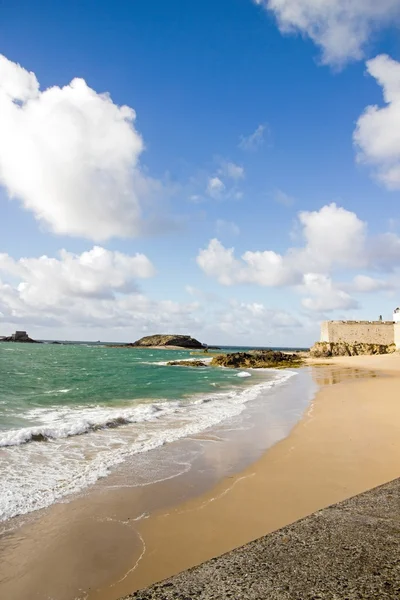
[197,202,400,312]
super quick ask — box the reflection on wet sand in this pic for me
[312,366,379,386]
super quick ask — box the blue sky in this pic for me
[1,0,400,345]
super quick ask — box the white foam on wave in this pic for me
[237,371,251,378]
[0,403,176,448]
[0,370,296,522]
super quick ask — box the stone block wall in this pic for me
[394,323,400,350]
[320,321,395,345]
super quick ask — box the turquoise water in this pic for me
[0,344,258,432]
[1,342,300,522]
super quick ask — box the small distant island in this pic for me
[0,330,40,343]
[110,334,205,349]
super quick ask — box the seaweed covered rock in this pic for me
[211,351,303,369]
[310,342,397,358]
[133,335,204,349]
[167,360,207,367]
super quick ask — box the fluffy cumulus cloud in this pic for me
[295,203,366,271]
[354,54,400,189]
[198,203,366,287]
[255,0,400,67]
[0,244,309,344]
[197,202,400,312]
[0,55,162,241]
[0,246,155,305]
[0,247,202,335]
[197,238,296,287]
[301,274,358,312]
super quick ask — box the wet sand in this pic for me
[90,355,400,599]
[1,356,400,600]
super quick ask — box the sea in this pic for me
[0,342,310,524]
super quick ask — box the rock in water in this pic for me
[133,334,204,349]
[211,351,303,369]
[167,360,207,367]
[310,342,397,357]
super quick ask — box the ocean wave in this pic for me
[237,371,251,378]
[0,369,298,522]
[0,403,176,448]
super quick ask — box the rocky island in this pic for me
[111,334,205,349]
[0,330,40,343]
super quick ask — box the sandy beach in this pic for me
[90,354,400,599]
[1,354,400,600]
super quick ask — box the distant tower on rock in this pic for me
[393,308,400,323]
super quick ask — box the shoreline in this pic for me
[1,355,400,599]
[0,367,312,600]
[90,354,400,599]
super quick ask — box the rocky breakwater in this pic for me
[210,350,304,369]
[310,341,397,358]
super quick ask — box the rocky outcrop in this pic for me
[211,351,303,369]
[167,360,208,367]
[310,341,397,358]
[0,331,40,343]
[132,335,204,349]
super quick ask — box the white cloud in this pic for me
[197,238,296,287]
[351,274,392,293]
[255,1,400,67]
[301,273,358,312]
[354,54,400,189]
[0,247,204,337]
[296,203,366,271]
[217,300,301,339]
[198,203,367,287]
[215,219,240,236]
[206,176,226,199]
[0,54,163,241]
[0,246,155,305]
[218,161,245,180]
[197,202,400,312]
[239,124,265,151]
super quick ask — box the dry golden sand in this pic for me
[84,354,400,599]
[1,355,400,600]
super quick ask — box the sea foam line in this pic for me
[0,369,297,522]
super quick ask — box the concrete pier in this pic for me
[123,478,400,600]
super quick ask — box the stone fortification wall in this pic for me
[394,323,400,350]
[321,321,395,345]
